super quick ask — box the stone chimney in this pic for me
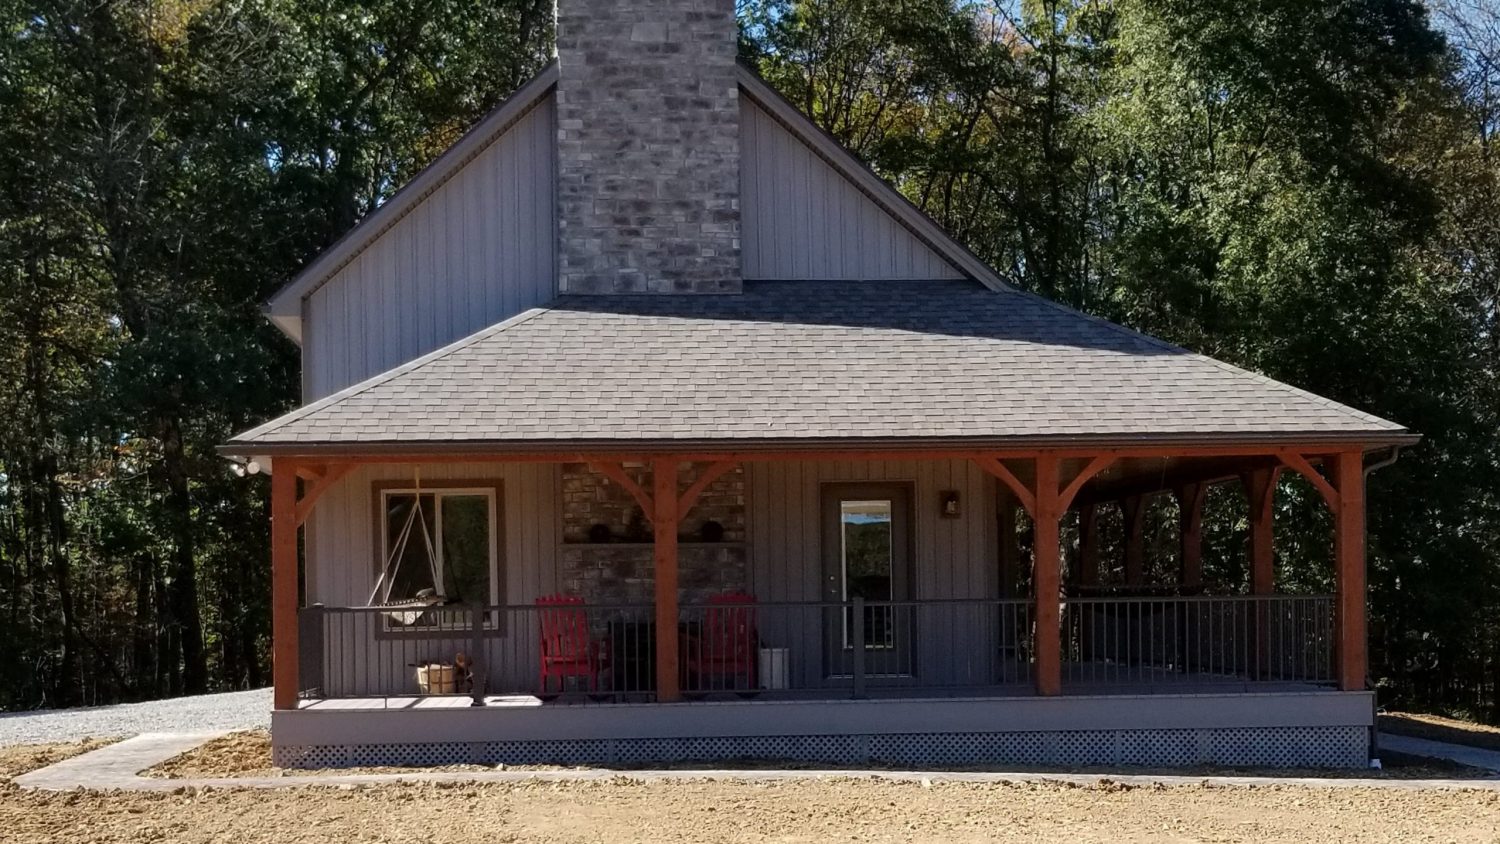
[555,0,741,294]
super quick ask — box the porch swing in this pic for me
[365,471,448,626]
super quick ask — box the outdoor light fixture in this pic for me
[940,490,961,518]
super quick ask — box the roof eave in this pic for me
[265,306,302,344]
[218,430,1422,461]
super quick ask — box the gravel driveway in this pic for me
[0,689,270,746]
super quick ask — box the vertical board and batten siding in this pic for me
[746,459,1000,690]
[302,97,557,400]
[306,462,561,607]
[740,97,966,282]
[308,458,1002,697]
[305,462,561,695]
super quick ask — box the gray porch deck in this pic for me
[296,673,1331,711]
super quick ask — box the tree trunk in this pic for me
[133,554,156,699]
[42,451,80,707]
[161,416,206,694]
[153,553,176,696]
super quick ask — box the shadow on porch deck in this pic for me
[298,674,1333,713]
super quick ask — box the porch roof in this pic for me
[225,280,1413,454]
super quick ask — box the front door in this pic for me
[821,482,914,680]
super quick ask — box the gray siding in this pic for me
[305,462,561,696]
[305,458,998,696]
[305,462,561,608]
[746,459,1001,690]
[303,97,557,399]
[746,459,997,601]
[740,98,966,282]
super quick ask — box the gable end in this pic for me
[264,64,560,343]
[736,67,1007,290]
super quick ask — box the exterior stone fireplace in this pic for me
[559,462,748,605]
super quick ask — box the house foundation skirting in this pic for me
[273,725,1369,770]
[273,691,1373,770]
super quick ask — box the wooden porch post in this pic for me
[1077,504,1099,589]
[1033,456,1063,696]
[1176,484,1206,591]
[271,459,300,711]
[1333,451,1367,692]
[652,457,681,702]
[1122,495,1146,586]
[1244,468,1279,596]
[1244,467,1281,680]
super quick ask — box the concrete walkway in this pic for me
[13,732,229,791]
[12,732,1500,793]
[1380,733,1500,774]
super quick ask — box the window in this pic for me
[376,484,501,622]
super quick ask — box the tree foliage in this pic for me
[0,0,550,706]
[745,0,1500,717]
[2,0,1499,719]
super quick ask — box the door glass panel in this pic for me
[841,499,894,649]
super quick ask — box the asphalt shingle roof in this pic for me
[227,280,1410,451]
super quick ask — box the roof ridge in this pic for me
[1002,288,1402,430]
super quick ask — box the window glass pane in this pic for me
[385,493,437,600]
[440,495,492,605]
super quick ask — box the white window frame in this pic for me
[378,486,501,629]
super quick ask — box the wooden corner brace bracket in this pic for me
[1277,452,1340,515]
[589,461,657,519]
[294,463,355,526]
[970,456,1036,516]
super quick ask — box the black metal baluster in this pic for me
[851,597,866,700]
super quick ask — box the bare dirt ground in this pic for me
[145,729,1489,781]
[146,730,521,778]
[3,767,1500,843]
[0,739,112,782]
[1382,711,1500,752]
[0,735,1492,843]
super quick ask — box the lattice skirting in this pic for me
[273,726,1369,770]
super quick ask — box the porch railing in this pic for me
[298,598,1033,703]
[298,602,655,703]
[1060,594,1336,688]
[296,594,1334,704]
[677,598,1034,697]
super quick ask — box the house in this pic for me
[224,0,1417,770]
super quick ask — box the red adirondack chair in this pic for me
[536,594,604,694]
[684,592,758,693]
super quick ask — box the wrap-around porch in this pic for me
[273,445,1370,711]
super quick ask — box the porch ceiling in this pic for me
[225,280,1414,455]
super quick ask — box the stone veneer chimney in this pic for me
[555,0,741,294]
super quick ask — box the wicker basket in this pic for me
[416,662,457,695]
